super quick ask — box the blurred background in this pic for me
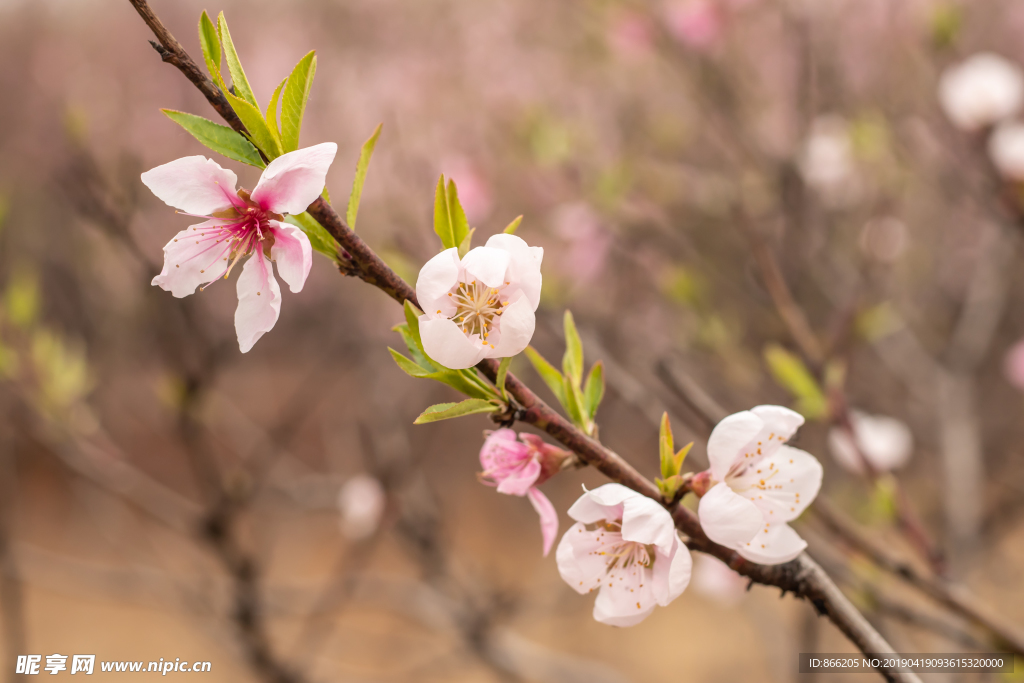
[0,0,1023,680]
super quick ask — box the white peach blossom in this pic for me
[828,411,912,475]
[556,484,692,627]
[988,122,1024,180]
[141,143,337,352]
[337,474,386,541]
[939,53,1024,131]
[696,406,822,565]
[415,234,543,369]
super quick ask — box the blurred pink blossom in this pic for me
[441,157,493,224]
[338,474,387,541]
[664,0,723,52]
[828,411,913,475]
[1004,339,1024,390]
[988,122,1024,180]
[939,53,1024,132]
[691,553,747,605]
[554,203,612,284]
[607,11,655,60]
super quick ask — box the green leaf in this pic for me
[562,310,584,386]
[582,361,604,420]
[389,348,431,378]
[198,11,222,81]
[161,109,264,168]
[284,212,338,261]
[404,300,424,348]
[217,12,259,110]
[225,92,282,159]
[524,346,565,406]
[392,323,431,369]
[457,227,475,259]
[674,441,693,473]
[347,123,382,230]
[495,356,512,401]
[280,50,317,153]
[266,77,287,147]
[432,175,470,250]
[659,412,675,479]
[413,398,500,424]
[763,344,828,419]
[4,268,39,329]
[503,215,523,235]
[562,375,586,427]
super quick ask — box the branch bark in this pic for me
[126,3,921,679]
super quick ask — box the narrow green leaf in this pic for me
[457,227,475,259]
[764,344,828,419]
[161,109,264,168]
[217,12,259,109]
[446,179,470,249]
[392,323,431,369]
[524,346,565,406]
[562,310,584,386]
[433,175,455,249]
[404,300,424,350]
[198,11,222,81]
[284,212,338,261]
[495,356,512,401]
[266,77,287,147]
[582,361,605,420]
[389,348,431,378]
[225,92,282,158]
[503,215,523,235]
[659,412,675,479]
[562,375,586,427]
[413,399,500,424]
[347,123,382,230]
[280,50,317,152]
[674,442,693,473]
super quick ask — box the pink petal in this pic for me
[141,156,239,215]
[479,428,524,470]
[731,445,822,522]
[489,294,536,359]
[418,316,487,369]
[735,521,806,565]
[269,222,312,293]
[151,220,232,297]
[496,458,541,496]
[251,142,338,216]
[415,248,460,311]
[697,482,764,547]
[556,523,616,594]
[460,246,511,288]
[651,537,692,606]
[234,252,282,353]
[527,487,559,556]
[706,411,762,480]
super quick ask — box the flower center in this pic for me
[590,520,656,571]
[448,280,510,341]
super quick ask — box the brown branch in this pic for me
[126,3,921,679]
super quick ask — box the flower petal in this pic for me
[735,521,806,565]
[828,412,912,474]
[706,411,763,481]
[527,487,559,557]
[697,482,763,547]
[485,233,544,310]
[419,316,487,369]
[151,220,233,297]
[651,538,692,606]
[496,458,541,496]
[731,445,822,522]
[415,248,460,312]
[556,523,614,595]
[619,493,677,550]
[234,252,282,353]
[592,571,658,627]
[141,156,239,215]
[566,483,637,524]
[251,142,338,215]
[269,222,313,293]
[461,246,511,288]
[479,428,524,470]
[489,294,536,359]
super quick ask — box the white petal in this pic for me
[989,122,1024,180]
[593,575,658,627]
[829,411,913,475]
[419,316,487,369]
[489,294,536,358]
[731,445,822,522]
[460,246,511,288]
[485,233,543,310]
[556,523,616,595]
[251,142,338,215]
[151,220,232,297]
[141,156,238,215]
[706,411,763,481]
[566,483,638,524]
[415,248,460,311]
[269,222,312,293]
[652,537,692,606]
[234,252,282,353]
[939,53,1024,131]
[735,521,806,565]
[619,493,677,550]
[697,482,764,547]
[750,405,805,439]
